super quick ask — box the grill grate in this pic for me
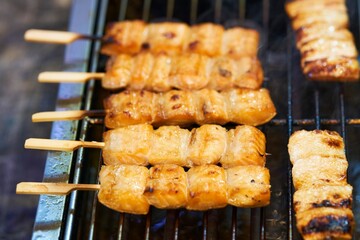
[32,0,360,239]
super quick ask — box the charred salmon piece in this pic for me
[293,185,353,213]
[296,207,354,240]
[302,56,359,81]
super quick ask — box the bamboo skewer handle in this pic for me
[25,138,105,151]
[38,72,105,83]
[32,110,105,122]
[24,29,87,44]
[16,182,100,195]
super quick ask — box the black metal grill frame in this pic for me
[32,0,360,239]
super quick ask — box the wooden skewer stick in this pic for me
[38,72,105,83]
[25,138,105,151]
[32,110,105,122]
[24,29,102,44]
[16,182,100,195]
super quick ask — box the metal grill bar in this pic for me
[339,83,346,140]
[214,0,222,23]
[166,0,175,20]
[142,0,152,22]
[286,23,294,240]
[190,0,198,24]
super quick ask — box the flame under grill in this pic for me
[32,0,360,239]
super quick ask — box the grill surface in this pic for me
[32,0,360,239]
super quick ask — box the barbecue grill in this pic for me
[30,0,360,239]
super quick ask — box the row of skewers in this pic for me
[18,9,357,239]
[19,20,274,215]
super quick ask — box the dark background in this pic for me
[0,1,71,239]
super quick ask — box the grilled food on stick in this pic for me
[288,130,354,239]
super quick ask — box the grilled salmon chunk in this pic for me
[144,164,188,209]
[292,156,348,190]
[220,125,266,168]
[186,165,227,211]
[149,126,191,166]
[98,165,150,214]
[104,89,276,128]
[102,124,152,166]
[187,124,227,166]
[226,166,270,208]
[288,129,346,164]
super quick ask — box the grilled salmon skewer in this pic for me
[17,164,271,214]
[104,88,276,128]
[30,88,276,127]
[25,21,260,58]
[285,0,359,81]
[101,21,259,58]
[38,53,263,91]
[25,124,266,168]
[288,130,354,239]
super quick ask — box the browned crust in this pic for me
[303,58,359,81]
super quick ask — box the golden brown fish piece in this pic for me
[286,0,346,20]
[220,125,266,168]
[292,156,348,190]
[302,57,359,81]
[102,124,265,168]
[186,23,224,57]
[100,20,259,58]
[144,164,188,209]
[102,124,153,166]
[98,164,150,214]
[296,208,354,240]
[149,126,191,166]
[294,185,353,213]
[102,53,263,91]
[186,165,227,211]
[288,130,346,164]
[222,27,259,58]
[187,124,227,166]
[300,39,357,64]
[101,20,147,55]
[146,22,190,55]
[104,88,276,128]
[295,24,354,49]
[226,165,270,208]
